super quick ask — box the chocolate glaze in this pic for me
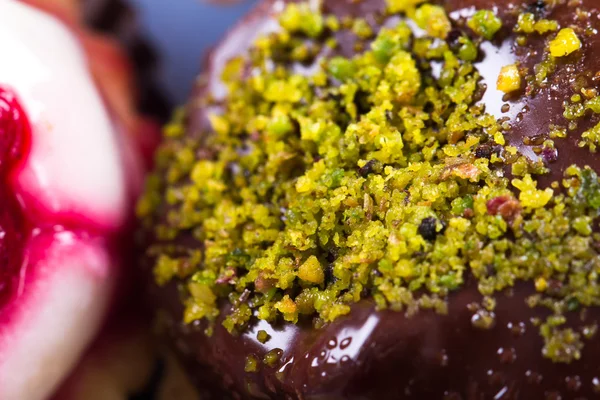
[154,280,600,399]
[147,0,600,398]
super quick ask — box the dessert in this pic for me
[0,1,158,398]
[139,0,600,398]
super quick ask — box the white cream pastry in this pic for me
[0,1,145,399]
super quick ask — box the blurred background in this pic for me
[127,0,257,104]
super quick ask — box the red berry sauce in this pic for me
[0,87,32,306]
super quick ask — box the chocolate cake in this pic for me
[138,1,600,398]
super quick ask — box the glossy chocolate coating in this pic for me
[148,0,600,398]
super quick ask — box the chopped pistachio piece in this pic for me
[385,0,425,13]
[497,64,521,93]
[414,4,451,39]
[468,10,503,40]
[549,28,582,57]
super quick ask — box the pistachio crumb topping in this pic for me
[257,329,271,344]
[549,28,582,57]
[515,13,559,35]
[467,10,503,40]
[497,64,521,93]
[414,4,451,39]
[139,1,600,364]
[245,354,259,373]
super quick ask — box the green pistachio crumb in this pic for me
[298,256,325,284]
[586,97,600,113]
[468,10,503,40]
[550,28,582,57]
[457,36,478,62]
[385,0,425,13]
[327,57,356,81]
[245,354,259,372]
[263,348,284,367]
[279,3,324,38]
[414,4,451,39]
[515,13,558,34]
[352,19,374,39]
[139,1,600,365]
[371,23,412,64]
[257,330,271,344]
[579,122,600,153]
